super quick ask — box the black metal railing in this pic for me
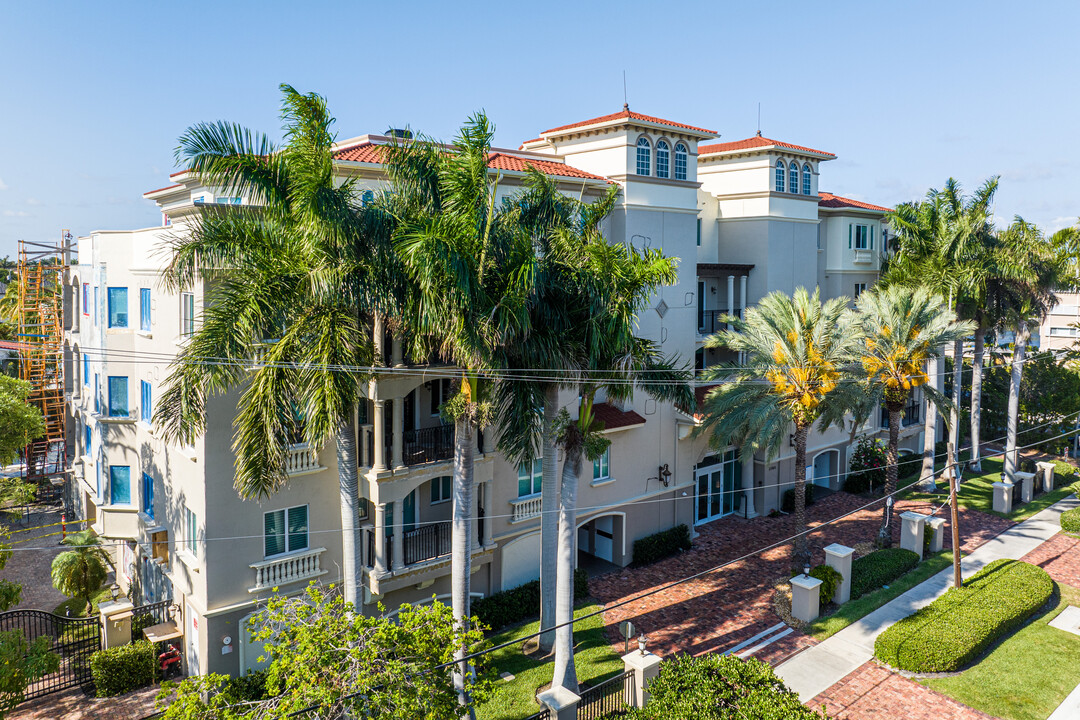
[403,424,455,466]
[403,521,451,565]
[697,308,741,335]
[0,609,100,700]
[881,398,922,428]
[523,709,551,720]
[577,670,634,720]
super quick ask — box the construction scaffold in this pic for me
[17,231,73,504]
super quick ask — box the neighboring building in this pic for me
[1039,291,1080,352]
[64,107,898,678]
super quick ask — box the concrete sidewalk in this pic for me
[776,494,1080,702]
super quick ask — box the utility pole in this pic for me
[949,460,963,588]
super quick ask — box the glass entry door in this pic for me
[695,451,742,524]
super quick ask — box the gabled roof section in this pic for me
[818,192,891,213]
[591,402,646,431]
[699,135,836,159]
[540,106,717,139]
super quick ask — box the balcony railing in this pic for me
[403,521,451,566]
[511,495,542,523]
[403,424,454,466]
[698,308,741,335]
[285,443,323,476]
[249,547,327,592]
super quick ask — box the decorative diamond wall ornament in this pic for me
[655,299,669,318]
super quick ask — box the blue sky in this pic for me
[1,0,1077,256]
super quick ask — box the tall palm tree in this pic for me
[383,115,536,710]
[699,288,859,571]
[836,286,972,548]
[51,530,113,613]
[155,85,396,608]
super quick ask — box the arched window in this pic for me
[775,159,785,192]
[655,140,670,179]
[802,163,812,195]
[636,137,651,176]
[789,162,799,194]
[674,143,688,181]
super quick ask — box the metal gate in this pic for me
[0,609,101,699]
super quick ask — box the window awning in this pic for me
[697,263,754,278]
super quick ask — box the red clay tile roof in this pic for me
[699,136,835,158]
[591,402,646,431]
[695,384,720,414]
[0,340,24,352]
[542,109,716,137]
[143,183,183,196]
[818,192,892,213]
[332,142,609,182]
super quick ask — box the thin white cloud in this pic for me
[2,210,28,217]
[25,197,39,206]
[0,178,8,191]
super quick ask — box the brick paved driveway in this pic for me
[812,662,993,719]
[11,684,160,720]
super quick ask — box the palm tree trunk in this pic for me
[879,406,902,548]
[336,416,360,609]
[451,414,475,712]
[551,439,581,694]
[969,327,985,472]
[1004,321,1029,483]
[792,423,810,571]
[949,338,963,482]
[919,354,939,491]
[538,383,559,655]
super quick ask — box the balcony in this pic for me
[96,505,140,539]
[403,521,451,565]
[249,547,327,592]
[697,308,740,336]
[853,249,874,265]
[511,495,542,523]
[403,425,454,466]
[286,443,325,476]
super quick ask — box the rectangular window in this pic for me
[181,293,195,337]
[94,374,100,413]
[1049,327,1080,337]
[696,218,702,247]
[430,379,451,416]
[140,288,151,331]
[854,225,869,250]
[108,376,128,417]
[593,448,611,481]
[109,466,131,505]
[517,458,543,497]
[264,505,308,557]
[107,287,128,328]
[83,355,89,387]
[215,196,242,205]
[854,283,867,299]
[141,380,152,423]
[184,507,198,558]
[142,472,154,519]
[85,422,91,456]
[82,283,89,314]
[430,475,452,504]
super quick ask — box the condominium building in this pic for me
[64,106,901,678]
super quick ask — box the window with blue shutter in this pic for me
[140,288,151,331]
[109,466,131,505]
[85,423,91,456]
[142,473,154,519]
[848,224,852,248]
[141,381,151,423]
[108,376,128,417]
[107,287,128,328]
[94,374,100,413]
[83,356,89,387]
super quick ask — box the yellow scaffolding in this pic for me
[17,233,71,501]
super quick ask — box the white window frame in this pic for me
[430,475,452,505]
[802,163,812,195]
[180,292,196,337]
[655,140,670,179]
[788,162,799,194]
[854,225,869,250]
[593,448,611,482]
[183,507,198,558]
[674,143,688,181]
[263,504,310,558]
[854,283,867,299]
[775,160,785,192]
[636,137,651,176]
[517,458,543,498]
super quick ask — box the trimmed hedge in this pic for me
[1061,507,1080,534]
[472,568,589,632]
[809,565,843,605]
[89,639,157,697]
[875,559,1054,673]
[850,548,920,600]
[632,524,692,566]
[781,485,820,514]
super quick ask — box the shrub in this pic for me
[227,668,269,701]
[844,437,887,494]
[781,485,819,514]
[89,639,156,697]
[875,559,1054,673]
[809,565,842,605]
[624,653,828,719]
[632,525,691,566]
[131,611,158,641]
[850,548,920,599]
[1020,458,1037,474]
[923,523,935,553]
[472,568,589,632]
[1062,507,1080,534]
[1054,462,1079,488]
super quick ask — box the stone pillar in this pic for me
[1036,461,1056,494]
[823,544,854,604]
[1016,472,1035,504]
[742,458,757,518]
[993,481,1013,514]
[899,512,927,560]
[622,649,663,709]
[926,517,946,553]
[726,275,735,331]
[391,396,404,469]
[99,599,134,649]
[373,503,387,575]
[536,687,579,720]
[790,574,822,622]
[371,401,387,473]
[391,499,405,571]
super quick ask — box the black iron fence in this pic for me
[403,425,454,466]
[403,521,451,566]
[524,708,551,720]
[131,599,172,641]
[0,609,100,699]
[578,670,634,719]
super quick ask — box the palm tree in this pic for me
[155,85,396,608]
[383,115,536,709]
[699,288,859,571]
[841,286,972,549]
[51,530,113,613]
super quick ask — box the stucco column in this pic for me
[391,499,405,571]
[480,481,492,546]
[391,396,404,469]
[360,424,370,468]
[391,334,403,367]
[373,504,387,575]
[726,275,735,331]
[742,457,757,518]
[373,314,385,365]
[371,401,387,472]
[739,274,747,318]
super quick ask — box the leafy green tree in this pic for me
[624,654,829,719]
[980,352,1080,454]
[50,529,113,614]
[0,376,45,467]
[0,630,60,718]
[156,85,399,608]
[157,584,491,720]
[699,288,859,571]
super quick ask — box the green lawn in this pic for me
[923,584,1080,720]
[53,585,113,618]
[805,551,954,641]
[477,603,623,720]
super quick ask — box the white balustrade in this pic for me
[511,495,542,523]
[286,443,322,476]
[249,547,327,592]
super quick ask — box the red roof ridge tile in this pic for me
[542,109,716,137]
[818,192,892,213]
[699,136,835,158]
